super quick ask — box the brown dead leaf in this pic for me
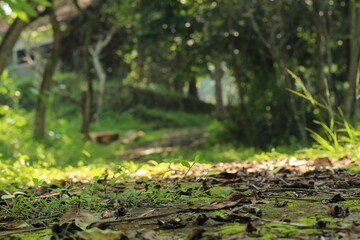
[194,214,208,226]
[1,220,31,230]
[35,186,48,196]
[227,193,257,202]
[229,205,262,216]
[59,206,99,230]
[245,222,258,233]
[211,214,252,223]
[157,217,187,229]
[100,211,113,219]
[196,200,242,210]
[141,230,162,240]
[186,228,206,240]
[274,198,288,207]
[76,227,125,240]
[142,230,162,240]
[312,157,333,168]
[68,187,84,196]
[324,204,349,218]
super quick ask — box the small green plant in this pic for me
[287,69,360,157]
[2,190,69,220]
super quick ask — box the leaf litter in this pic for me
[1,156,360,239]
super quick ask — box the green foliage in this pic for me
[10,229,52,240]
[262,223,299,238]
[288,72,360,160]
[0,0,51,22]
[130,105,211,128]
[219,223,244,236]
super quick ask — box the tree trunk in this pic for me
[80,27,94,137]
[214,58,225,120]
[230,51,254,144]
[34,7,61,139]
[89,31,113,122]
[0,18,28,77]
[312,0,328,102]
[173,77,185,94]
[345,0,360,121]
[188,77,199,99]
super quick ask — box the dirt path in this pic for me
[116,127,208,160]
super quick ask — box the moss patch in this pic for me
[219,223,244,236]
[10,229,52,240]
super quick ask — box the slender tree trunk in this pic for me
[89,31,113,122]
[230,51,254,144]
[80,27,94,137]
[214,57,225,120]
[34,7,61,139]
[188,77,199,99]
[173,53,185,94]
[0,18,28,77]
[312,0,328,102]
[345,0,360,121]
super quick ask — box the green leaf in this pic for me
[17,0,37,16]
[33,178,40,186]
[178,182,195,189]
[82,150,91,158]
[33,0,52,7]
[181,161,191,168]
[306,128,333,151]
[15,11,29,22]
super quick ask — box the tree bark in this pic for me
[345,0,360,121]
[34,6,61,139]
[0,18,28,77]
[312,0,328,102]
[89,31,113,122]
[214,58,225,120]
[188,77,199,99]
[80,26,94,137]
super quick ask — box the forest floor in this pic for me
[1,128,360,240]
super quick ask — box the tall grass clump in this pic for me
[287,69,360,159]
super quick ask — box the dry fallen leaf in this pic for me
[312,157,333,168]
[194,214,208,225]
[197,200,242,210]
[227,193,257,202]
[245,222,257,233]
[229,205,262,216]
[186,228,206,240]
[324,204,349,218]
[59,206,99,230]
[211,214,252,223]
[142,230,162,240]
[76,227,125,240]
[157,217,187,229]
[2,220,31,229]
